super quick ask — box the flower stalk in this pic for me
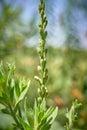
[35,0,48,102]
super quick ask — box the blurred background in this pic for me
[0,0,87,130]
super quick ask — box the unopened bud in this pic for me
[38,88,42,95]
[37,47,41,54]
[38,97,42,103]
[43,75,48,84]
[39,28,43,36]
[34,76,42,85]
[40,0,43,4]
[40,10,44,18]
[39,39,44,46]
[45,87,48,95]
[42,3,45,10]
[43,15,46,22]
[37,65,41,71]
[44,31,48,38]
[38,23,42,28]
[43,20,48,29]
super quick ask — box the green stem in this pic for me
[9,104,23,130]
[18,104,22,118]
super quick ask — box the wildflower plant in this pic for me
[0,0,81,130]
[0,0,58,130]
[65,99,82,130]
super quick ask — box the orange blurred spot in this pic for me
[54,96,64,108]
[71,88,83,101]
[80,111,87,120]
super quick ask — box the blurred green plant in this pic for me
[65,100,82,130]
[0,0,37,58]
[0,62,30,129]
[0,0,58,129]
[0,0,82,130]
[0,0,22,57]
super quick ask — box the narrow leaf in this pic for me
[47,107,58,124]
[15,80,30,106]
[18,116,32,130]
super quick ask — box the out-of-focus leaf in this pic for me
[24,98,34,127]
[1,108,10,114]
[34,100,38,130]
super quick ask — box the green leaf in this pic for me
[0,62,5,97]
[24,98,34,127]
[35,98,58,130]
[0,62,4,78]
[47,107,58,124]
[39,121,51,130]
[0,84,4,97]
[34,100,38,130]
[43,107,54,120]
[15,80,30,106]
[0,93,9,106]
[1,108,10,114]
[18,116,32,130]
[38,99,46,122]
[40,98,46,111]
[15,79,20,97]
[10,87,14,103]
[0,97,7,106]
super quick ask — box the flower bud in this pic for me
[40,59,44,65]
[41,9,44,18]
[37,47,41,54]
[39,28,43,36]
[43,15,46,22]
[37,65,41,71]
[40,0,43,5]
[43,20,48,29]
[45,68,48,74]
[44,31,48,38]
[43,75,48,84]
[40,58,46,69]
[43,58,46,66]
[45,87,48,95]
[38,23,42,28]
[38,97,42,103]
[42,3,45,9]
[38,88,42,95]
[43,69,48,79]
[39,39,44,46]
[34,76,42,85]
